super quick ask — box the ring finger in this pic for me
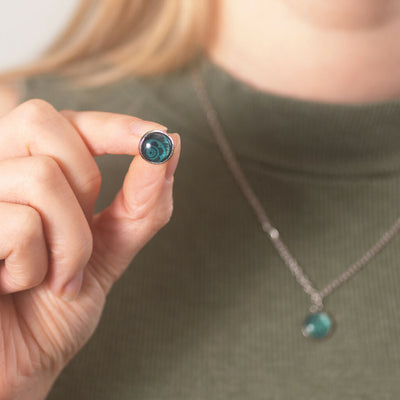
[0,156,92,297]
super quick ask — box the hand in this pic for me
[0,99,180,400]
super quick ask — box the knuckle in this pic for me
[50,226,92,277]
[104,115,165,136]
[152,201,174,231]
[7,210,47,290]
[143,206,173,240]
[19,266,46,289]
[6,273,33,293]
[15,207,42,241]
[128,116,167,134]
[82,168,102,198]
[159,202,174,226]
[73,227,93,268]
[18,98,57,125]
[143,119,168,131]
[28,155,62,188]
[128,173,166,215]
[127,178,174,227]
[106,115,131,131]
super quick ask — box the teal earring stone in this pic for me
[139,130,174,164]
[301,312,333,339]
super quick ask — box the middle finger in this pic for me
[0,99,101,220]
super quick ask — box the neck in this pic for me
[207,0,400,103]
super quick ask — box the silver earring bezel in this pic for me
[139,129,175,164]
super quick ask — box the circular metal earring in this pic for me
[139,130,175,164]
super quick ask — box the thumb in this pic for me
[89,133,181,294]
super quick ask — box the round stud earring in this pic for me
[139,130,175,164]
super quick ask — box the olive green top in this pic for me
[22,58,400,399]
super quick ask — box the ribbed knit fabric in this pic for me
[22,58,400,399]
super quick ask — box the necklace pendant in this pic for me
[301,311,333,339]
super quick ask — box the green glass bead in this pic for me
[139,130,174,164]
[302,312,333,339]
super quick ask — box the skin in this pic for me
[0,100,180,399]
[1,0,400,398]
[208,0,400,103]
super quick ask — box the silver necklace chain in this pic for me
[191,68,400,313]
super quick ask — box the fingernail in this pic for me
[129,121,168,137]
[61,270,84,301]
[165,133,180,180]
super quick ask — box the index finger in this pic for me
[60,110,169,157]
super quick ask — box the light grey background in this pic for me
[0,0,79,71]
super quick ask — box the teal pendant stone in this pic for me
[302,312,333,339]
[139,130,174,164]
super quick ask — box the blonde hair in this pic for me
[1,0,215,86]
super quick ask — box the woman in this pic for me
[1,0,400,398]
